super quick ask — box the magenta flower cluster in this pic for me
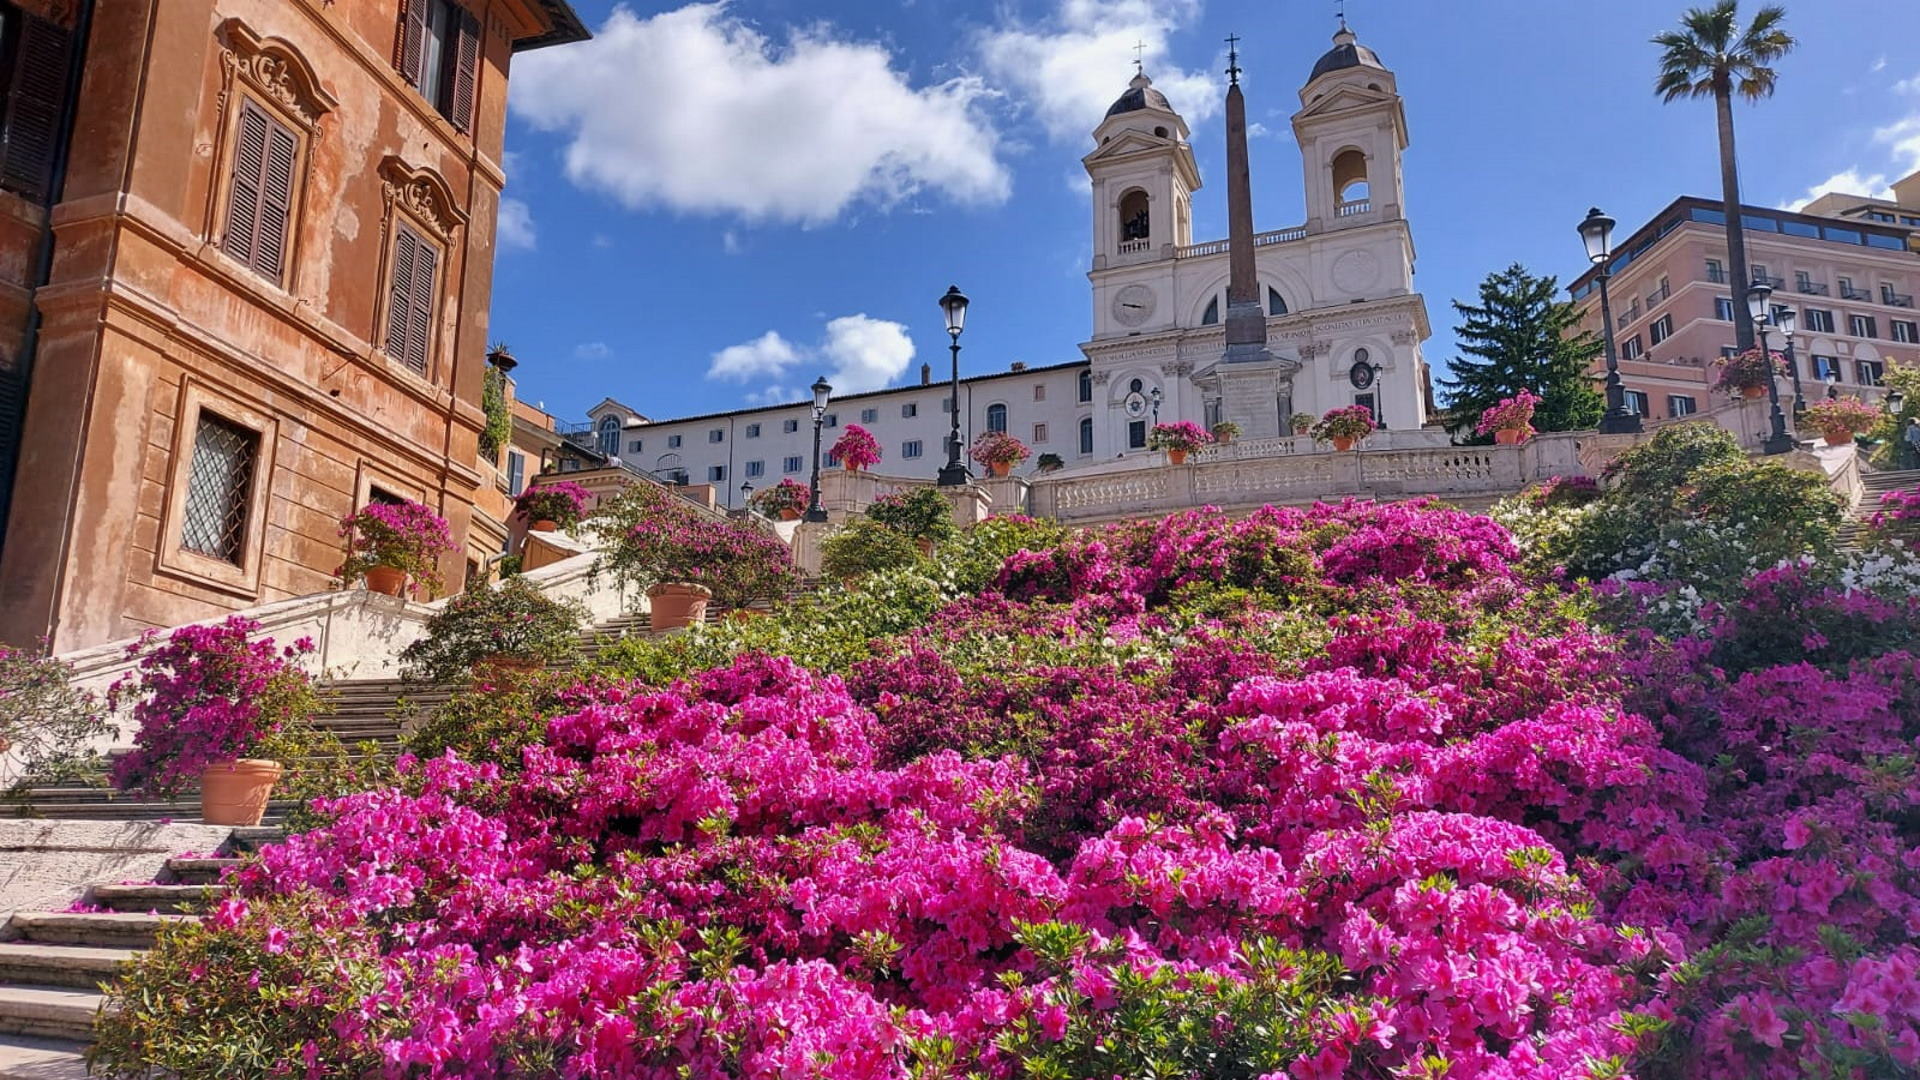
[831,424,882,470]
[1867,486,1920,546]
[107,616,314,797]
[109,499,1920,1078]
[337,499,456,595]
[968,430,1031,468]
[513,481,593,527]
[1145,421,1213,453]
[1475,389,1541,437]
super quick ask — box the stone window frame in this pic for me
[157,381,279,599]
[206,19,336,290]
[371,156,465,386]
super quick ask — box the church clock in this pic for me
[1111,284,1157,328]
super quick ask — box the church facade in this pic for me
[586,25,1435,507]
[1080,25,1433,455]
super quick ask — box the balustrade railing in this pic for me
[1335,200,1372,218]
[1175,226,1309,260]
[1117,239,1151,255]
[1797,281,1830,296]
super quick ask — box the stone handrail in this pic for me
[1174,226,1308,259]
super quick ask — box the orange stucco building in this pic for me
[0,0,586,652]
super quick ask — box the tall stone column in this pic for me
[1216,39,1297,439]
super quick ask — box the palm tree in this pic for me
[1654,1,1795,351]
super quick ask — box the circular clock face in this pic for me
[1112,284,1156,327]
[1123,392,1149,418]
[1349,362,1377,390]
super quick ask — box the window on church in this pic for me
[1332,148,1370,211]
[1077,370,1093,403]
[1127,420,1147,449]
[1117,188,1150,251]
[1267,287,1287,317]
[1079,417,1094,455]
[1201,296,1220,325]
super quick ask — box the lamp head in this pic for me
[1578,207,1615,265]
[1745,282,1775,323]
[939,285,970,337]
[810,375,832,416]
[1775,307,1796,336]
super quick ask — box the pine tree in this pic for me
[1437,263,1604,438]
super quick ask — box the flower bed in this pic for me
[92,494,1920,1079]
[1868,487,1920,548]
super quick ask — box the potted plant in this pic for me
[1714,347,1785,399]
[1147,421,1213,465]
[515,481,592,532]
[399,577,587,683]
[1475,389,1541,446]
[107,616,322,826]
[1802,397,1879,446]
[1210,420,1242,445]
[606,488,801,630]
[868,488,958,554]
[1290,413,1317,436]
[337,500,455,598]
[1311,405,1376,451]
[1035,452,1065,473]
[831,424,882,473]
[968,431,1030,477]
[751,478,813,520]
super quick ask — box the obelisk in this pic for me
[1215,37,1291,438]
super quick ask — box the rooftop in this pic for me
[513,0,591,52]
[1309,26,1386,81]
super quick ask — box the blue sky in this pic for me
[489,0,1920,423]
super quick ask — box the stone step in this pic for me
[165,857,244,886]
[88,884,220,916]
[0,1034,90,1078]
[0,945,135,990]
[7,913,190,951]
[0,986,102,1042]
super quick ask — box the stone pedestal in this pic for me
[1217,361,1293,440]
[942,484,992,527]
[978,475,1030,516]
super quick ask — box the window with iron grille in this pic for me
[180,412,260,564]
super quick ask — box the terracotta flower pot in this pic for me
[364,565,407,596]
[531,520,558,533]
[1824,430,1854,446]
[1741,386,1766,400]
[1494,428,1529,446]
[474,654,543,679]
[779,508,801,521]
[200,759,282,826]
[648,582,713,632]
[1215,432,1234,445]
[989,461,1011,477]
[844,463,861,474]
[1168,449,1189,465]
[1331,436,1357,452]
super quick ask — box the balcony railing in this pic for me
[1645,284,1670,306]
[1883,290,1915,308]
[1751,275,1784,290]
[1796,281,1829,296]
[1336,200,1372,217]
[1117,238,1151,255]
[1705,268,1729,284]
[1841,285,1872,301]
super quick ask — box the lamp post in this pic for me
[937,286,972,486]
[1746,283,1793,455]
[805,376,831,521]
[1149,386,1163,425]
[1776,307,1806,423]
[1579,208,1642,434]
[740,480,753,512]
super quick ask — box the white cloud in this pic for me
[510,3,1009,225]
[1879,115,1920,173]
[977,0,1219,144]
[591,233,614,248]
[722,229,743,255]
[574,341,612,360]
[1781,168,1893,212]
[709,330,800,381]
[707,315,915,396]
[1897,73,1920,95]
[1871,56,1888,74]
[496,197,537,250]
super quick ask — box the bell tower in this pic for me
[1083,72,1199,273]
[1292,22,1408,233]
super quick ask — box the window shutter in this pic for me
[1,15,75,203]
[387,227,419,364]
[396,0,427,88]
[222,103,269,269]
[449,8,481,133]
[405,237,438,374]
[256,123,298,282]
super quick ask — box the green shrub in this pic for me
[398,577,586,684]
[938,515,1071,594]
[0,645,112,801]
[404,669,592,774]
[821,518,924,582]
[866,488,958,543]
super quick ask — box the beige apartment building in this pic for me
[1568,173,1920,421]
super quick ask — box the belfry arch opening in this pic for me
[1117,189,1150,252]
[1332,148,1370,214]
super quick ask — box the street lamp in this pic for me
[1776,307,1806,422]
[805,376,832,521]
[937,286,972,486]
[1579,208,1642,434]
[1149,386,1163,424]
[740,480,753,512]
[1745,283,1793,455]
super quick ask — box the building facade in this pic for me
[1568,179,1920,422]
[579,24,1434,507]
[0,0,586,652]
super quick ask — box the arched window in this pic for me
[1201,296,1220,325]
[596,415,620,456]
[1268,287,1288,316]
[1117,189,1150,250]
[986,403,1008,433]
[1332,149,1370,211]
[1129,378,1144,393]
[1078,369,1093,403]
[1079,417,1095,454]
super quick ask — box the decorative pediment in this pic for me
[218,18,338,129]
[1294,83,1394,121]
[378,158,467,242]
[1083,130,1180,165]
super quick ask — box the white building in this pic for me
[584,24,1435,510]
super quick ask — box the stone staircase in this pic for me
[0,828,276,1073]
[1839,468,1920,548]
